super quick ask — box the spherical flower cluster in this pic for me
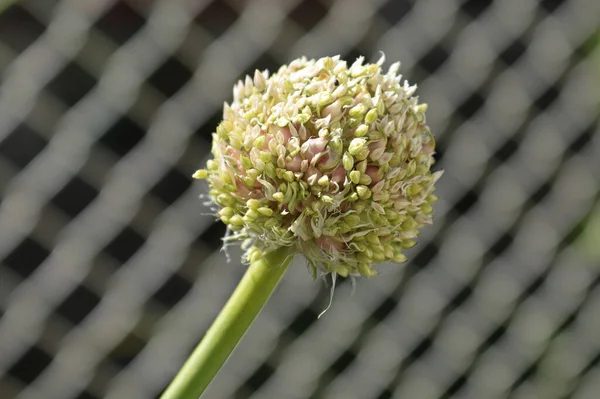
[194,55,442,277]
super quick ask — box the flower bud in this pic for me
[365,109,378,124]
[349,171,361,184]
[354,124,369,137]
[343,153,354,171]
[193,169,208,179]
[197,55,441,276]
[348,138,367,156]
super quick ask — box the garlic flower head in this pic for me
[194,55,442,277]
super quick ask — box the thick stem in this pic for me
[160,246,294,399]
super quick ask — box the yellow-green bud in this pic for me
[349,171,361,184]
[217,194,235,207]
[219,207,235,218]
[192,169,208,179]
[393,253,408,263]
[343,153,354,171]
[402,240,417,249]
[348,138,367,155]
[356,185,371,199]
[354,124,369,137]
[317,175,329,186]
[240,156,252,170]
[246,199,261,209]
[229,215,244,226]
[349,103,366,117]
[421,203,433,214]
[258,207,273,216]
[358,262,377,277]
[359,174,372,185]
[344,214,361,227]
[365,108,378,124]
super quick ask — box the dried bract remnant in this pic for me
[194,55,442,277]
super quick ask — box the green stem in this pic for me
[160,246,295,399]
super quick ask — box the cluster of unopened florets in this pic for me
[194,55,441,277]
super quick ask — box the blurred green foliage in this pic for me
[577,28,600,262]
[580,204,600,261]
[0,0,18,13]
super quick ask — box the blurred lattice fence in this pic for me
[0,0,599,398]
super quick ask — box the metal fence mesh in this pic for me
[0,0,599,398]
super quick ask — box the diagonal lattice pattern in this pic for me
[0,0,599,398]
